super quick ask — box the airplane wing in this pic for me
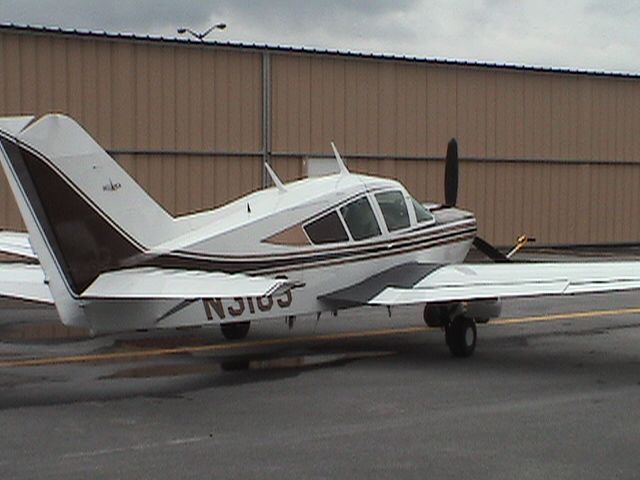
[0,231,37,259]
[322,261,640,307]
[0,263,289,304]
[0,263,53,303]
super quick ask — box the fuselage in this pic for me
[83,173,477,333]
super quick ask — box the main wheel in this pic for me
[445,316,477,358]
[423,303,450,327]
[220,321,250,340]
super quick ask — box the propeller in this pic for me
[442,137,510,263]
[444,138,459,207]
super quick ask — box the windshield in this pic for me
[411,197,435,224]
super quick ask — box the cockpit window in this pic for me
[304,211,349,244]
[340,196,381,241]
[375,190,410,232]
[411,197,435,223]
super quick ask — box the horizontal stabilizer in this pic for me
[81,267,290,300]
[369,262,640,305]
[0,263,53,303]
[0,231,37,259]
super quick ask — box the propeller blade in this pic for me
[444,138,459,207]
[473,236,510,263]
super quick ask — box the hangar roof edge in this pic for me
[2,22,639,80]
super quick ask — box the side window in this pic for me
[340,196,381,241]
[375,190,410,232]
[304,211,349,244]
[411,197,435,224]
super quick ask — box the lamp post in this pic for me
[177,23,226,41]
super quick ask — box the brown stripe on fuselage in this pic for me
[252,231,477,276]
[173,217,477,262]
[142,225,477,275]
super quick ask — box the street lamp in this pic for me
[177,23,227,41]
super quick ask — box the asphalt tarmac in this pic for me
[1,253,640,479]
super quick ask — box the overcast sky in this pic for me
[3,0,640,74]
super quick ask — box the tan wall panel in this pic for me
[271,52,640,165]
[377,61,396,156]
[355,60,379,154]
[19,35,38,113]
[634,83,640,160]
[457,161,640,245]
[523,74,552,158]
[414,66,428,156]
[592,78,617,162]
[0,32,263,152]
[309,58,325,152]
[576,77,593,160]
[495,71,525,159]
[329,58,347,150]
[114,154,262,215]
[81,40,100,134]
[550,76,572,159]
[175,48,192,152]
[457,69,488,158]
[95,39,113,144]
[425,66,457,156]
[271,156,304,183]
[621,81,636,161]
[2,29,640,245]
[3,33,25,113]
[484,72,497,158]
[134,44,150,149]
[111,43,136,149]
[146,45,165,148]
[273,57,465,158]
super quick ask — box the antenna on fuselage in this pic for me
[331,142,349,176]
[264,162,287,193]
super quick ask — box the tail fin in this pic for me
[0,114,176,325]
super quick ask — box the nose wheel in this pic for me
[445,316,477,358]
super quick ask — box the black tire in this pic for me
[423,303,450,327]
[220,321,250,340]
[445,316,477,358]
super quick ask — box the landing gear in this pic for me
[445,316,477,358]
[423,301,497,358]
[423,303,450,328]
[220,321,250,340]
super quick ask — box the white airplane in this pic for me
[1,114,640,358]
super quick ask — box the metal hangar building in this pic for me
[1,23,640,246]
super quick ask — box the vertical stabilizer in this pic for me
[0,114,179,327]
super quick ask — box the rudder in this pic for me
[0,114,177,326]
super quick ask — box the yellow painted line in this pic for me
[493,306,640,326]
[0,326,428,368]
[1,306,640,368]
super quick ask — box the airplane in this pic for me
[1,113,640,358]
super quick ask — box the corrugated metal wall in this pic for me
[0,29,264,223]
[270,54,640,245]
[1,26,640,245]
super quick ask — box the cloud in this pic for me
[2,0,213,32]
